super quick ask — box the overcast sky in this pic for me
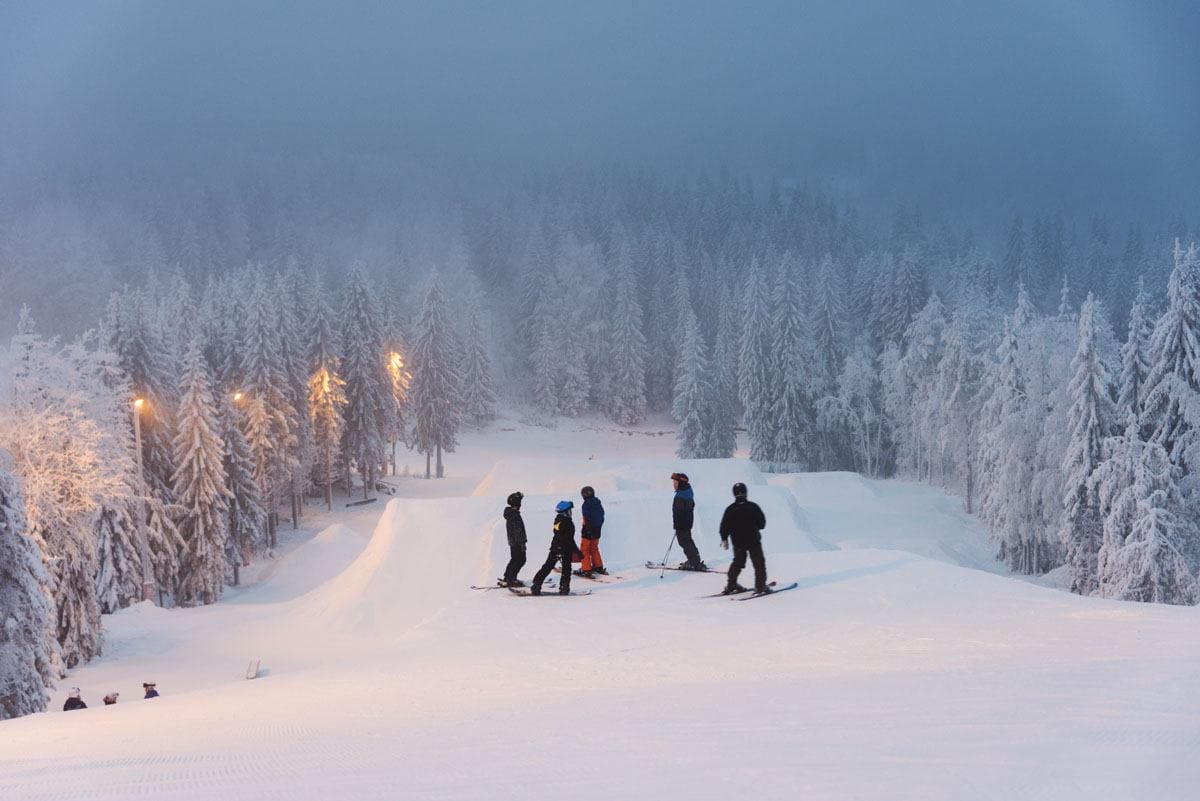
[2,0,1198,218]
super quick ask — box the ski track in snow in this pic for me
[2,419,1198,801]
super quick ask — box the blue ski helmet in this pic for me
[555,500,573,513]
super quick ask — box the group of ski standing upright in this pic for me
[500,472,771,596]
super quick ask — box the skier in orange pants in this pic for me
[577,485,607,576]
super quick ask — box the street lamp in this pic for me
[131,398,156,603]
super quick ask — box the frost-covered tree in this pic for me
[172,339,230,606]
[0,450,58,720]
[459,295,497,426]
[771,253,813,470]
[672,304,709,458]
[605,242,649,426]
[1117,276,1153,420]
[1095,432,1199,604]
[341,268,394,491]
[221,396,265,582]
[739,259,776,463]
[1059,294,1117,595]
[1142,242,1200,474]
[410,270,463,478]
[703,289,739,459]
[240,273,297,544]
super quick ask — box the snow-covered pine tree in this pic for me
[932,298,988,507]
[241,271,298,542]
[0,449,58,720]
[895,294,947,481]
[275,268,314,528]
[605,241,649,426]
[703,287,739,459]
[738,258,776,464]
[771,253,813,471]
[172,338,230,606]
[1141,242,1200,475]
[459,293,498,426]
[340,267,392,492]
[410,269,463,478]
[881,245,929,345]
[1101,435,1199,604]
[1059,294,1118,595]
[672,304,710,458]
[1117,276,1153,421]
[221,395,265,583]
[810,253,846,389]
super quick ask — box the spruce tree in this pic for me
[410,270,463,478]
[1117,276,1153,422]
[704,289,739,458]
[222,397,266,580]
[172,339,230,606]
[1059,294,1117,595]
[459,296,498,426]
[772,253,814,470]
[0,450,58,720]
[340,267,392,493]
[605,243,649,426]
[739,259,776,464]
[672,305,709,458]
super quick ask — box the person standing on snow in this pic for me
[531,500,581,595]
[718,482,770,594]
[63,688,87,711]
[577,486,607,577]
[502,491,528,587]
[143,682,160,699]
[103,692,119,706]
[670,472,707,570]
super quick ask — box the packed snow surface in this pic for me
[2,420,1197,800]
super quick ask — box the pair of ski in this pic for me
[645,561,727,575]
[698,580,800,600]
[553,567,624,584]
[469,579,591,597]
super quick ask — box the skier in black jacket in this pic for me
[532,501,581,595]
[502,492,527,587]
[718,482,770,594]
[63,688,87,711]
[671,472,706,570]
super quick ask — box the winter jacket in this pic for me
[550,512,580,558]
[63,697,87,711]
[672,483,695,531]
[504,506,527,550]
[581,496,605,537]
[144,689,160,699]
[719,498,766,544]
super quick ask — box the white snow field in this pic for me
[2,420,1198,801]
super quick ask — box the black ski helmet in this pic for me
[732,482,748,498]
[507,491,524,509]
[581,486,595,499]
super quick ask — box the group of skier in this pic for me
[500,472,771,596]
[62,682,159,711]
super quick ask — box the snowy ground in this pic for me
[2,416,1198,801]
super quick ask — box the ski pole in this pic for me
[659,532,675,579]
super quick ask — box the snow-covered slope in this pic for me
[1,423,1196,801]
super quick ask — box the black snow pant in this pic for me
[674,528,703,567]
[504,545,526,585]
[727,533,767,591]
[532,550,571,594]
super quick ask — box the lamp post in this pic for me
[131,398,156,603]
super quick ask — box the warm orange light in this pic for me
[389,351,404,371]
[133,398,145,410]
[232,391,243,402]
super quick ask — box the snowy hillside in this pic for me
[1,422,1197,801]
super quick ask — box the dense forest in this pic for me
[2,168,1198,719]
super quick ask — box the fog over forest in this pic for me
[2,1,1199,332]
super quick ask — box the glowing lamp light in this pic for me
[133,398,145,410]
[232,391,244,402]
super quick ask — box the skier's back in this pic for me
[718,482,770,594]
[670,472,706,570]
[502,492,527,587]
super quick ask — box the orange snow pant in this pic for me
[580,535,604,572]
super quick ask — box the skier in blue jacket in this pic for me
[578,486,607,576]
[671,472,707,570]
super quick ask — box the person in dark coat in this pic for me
[63,688,87,711]
[719,482,770,594]
[532,501,581,595]
[103,692,119,706]
[143,682,160,699]
[671,472,706,570]
[578,486,607,576]
[502,491,528,587]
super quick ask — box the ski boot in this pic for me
[592,566,609,576]
[722,583,749,595]
[530,584,542,596]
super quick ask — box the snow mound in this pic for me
[239,524,371,603]
[770,473,1001,571]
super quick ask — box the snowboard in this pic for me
[645,561,727,575]
[699,581,776,598]
[508,588,592,597]
[732,581,799,600]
